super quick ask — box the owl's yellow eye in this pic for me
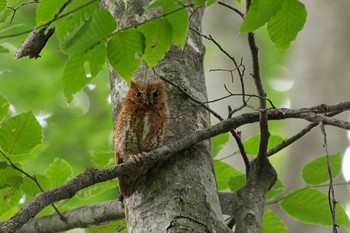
[135,91,142,97]
[153,91,160,97]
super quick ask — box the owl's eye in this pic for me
[135,91,142,97]
[153,91,160,97]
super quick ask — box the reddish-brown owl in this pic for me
[114,80,168,198]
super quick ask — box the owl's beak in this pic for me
[145,98,153,106]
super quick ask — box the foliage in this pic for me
[0,0,349,232]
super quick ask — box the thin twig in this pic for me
[159,75,250,175]
[320,123,338,233]
[218,1,244,19]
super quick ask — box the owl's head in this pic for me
[127,80,166,108]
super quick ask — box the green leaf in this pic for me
[228,174,245,191]
[0,94,9,123]
[45,158,73,188]
[138,18,173,67]
[54,0,99,43]
[267,0,307,52]
[91,151,114,167]
[0,187,21,217]
[107,29,145,82]
[243,135,284,156]
[5,175,23,190]
[36,0,66,25]
[280,188,350,227]
[62,8,116,55]
[0,111,43,155]
[262,208,288,233]
[0,161,7,169]
[207,0,219,6]
[266,179,285,201]
[302,151,342,185]
[212,132,229,157]
[21,175,51,196]
[63,43,106,103]
[0,44,9,53]
[194,0,206,6]
[215,161,242,191]
[76,181,115,200]
[240,0,285,33]
[0,0,6,13]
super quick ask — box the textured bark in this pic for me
[103,1,230,232]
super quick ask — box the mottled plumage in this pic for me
[114,80,168,198]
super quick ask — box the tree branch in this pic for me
[1,101,350,233]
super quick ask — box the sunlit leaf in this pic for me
[0,44,9,53]
[302,151,342,185]
[45,158,73,188]
[91,151,114,167]
[266,179,285,201]
[54,0,99,43]
[138,18,173,67]
[0,94,9,123]
[243,135,284,156]
[240,0,285,32]
[267,0,307,52]
[212,132,229,157]
[280,188,350,227]
[21,175,51,196]
[36,0,66,25]
[207,0,219,6]
[107,29,145,82]
[63,43,106,103]
[62,8,116,55]
[0,111,43,155]
[0,187,21,217]
[0,0,6,13]
[262,208,288,233]
[215,161,242,191]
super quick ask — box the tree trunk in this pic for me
[103,1,231,232]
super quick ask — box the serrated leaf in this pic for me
[266,179,285,201]
[0,111,43,155]
[281,188,350,227]
[62,8,116,55]
[240,0,285,33]
[21,175,51,196]
[36,0,66,25]
[107,29,144,82]
[54,0,99,43]
[267,0,307,52]
[0,94,9,123]
[262,208,288,233]
[91,151,114,167]
[138,18,173,67]
[215,161,242,191]
[243,135,284,156]
[147,0,188,47]
[45,158,73,188]
[302,151,342,185]
[228,174,245,191]
[63,43,106,103]
[212,132,229,157]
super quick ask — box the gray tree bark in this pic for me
[103,1,231,232]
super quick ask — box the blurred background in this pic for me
[0,0,349,232]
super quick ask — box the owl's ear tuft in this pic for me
[155,80,165,88]
[130,80,137,88]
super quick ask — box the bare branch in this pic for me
[1,101,350,232]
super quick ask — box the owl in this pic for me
[114,80,168,199]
